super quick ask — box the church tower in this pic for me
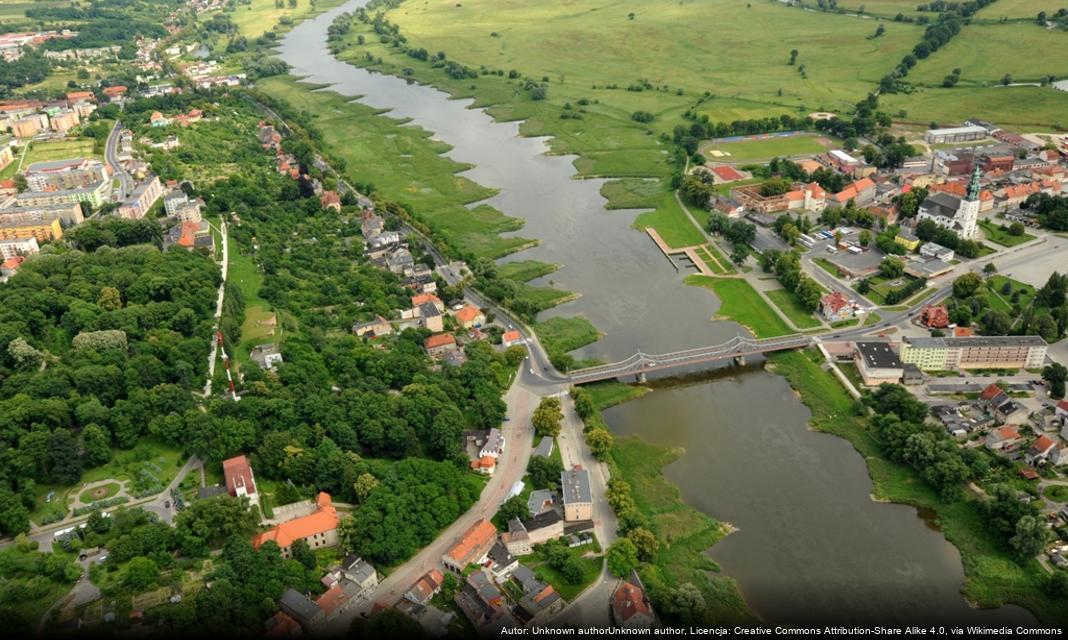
[956,163,981,239]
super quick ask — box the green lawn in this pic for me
[768,350,1065,625]
[1045,485,1068,503]
[535,316,602,362]
[518,546,602,601]
[863,274,922,306]
[257,76,534,259]
[979,220,1035,247]
[699,133,836,163]
[909,23,1068,86]
[766,288,822,330]
[499,260,560,283]
[813,256,845,278]
[986,275,1036,313]
[24,139,99,165]
[684,275,793,338]
[600,178,664,210]
[229,0,346,37]
[978,0,1063,18]
[633,192,706,249]
[227,246,282,366]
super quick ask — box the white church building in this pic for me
[917,164,981,239]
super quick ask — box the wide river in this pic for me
[279,1,1034,625]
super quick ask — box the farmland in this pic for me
[908,24,1068,86]
[881,86,1068,131]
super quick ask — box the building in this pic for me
[916,165,981,239]
[921,305,950,329]
[828,177,876,208]
[853,341,904,386]
[470,455,496,475]
[453,305,485,329]
[25,158,109,192]
[487,541,519,583]
[454,570,517,634]
[442,518,498,573]
[527,489,555,517]
[320,190,341,212]
[163,190,189,216]
[0,145,12,173]
[13,179,111,209]
[278,588,324,631]
[322,555,378,604]
[250,343,284,370]
[501,330,524,348]
[0,236,38,260]
[612,573,654,629]
[919,242,955,262]
[985,425,1023,451]
[253,492,340,558]
[404,569,445,605]
[352,315,392,338]
[819,291,856,322]
[12,113,47,138]
[0,217,62,243]
[511,566,564,626]
[501,511,565,556]
[899,335,1047,371]
[425,333,457,359]
[480,428,505,458]
[164,220,214,252]
[1027,435,1058,465]
[222,454,258,506]
[117,174,163,219]
[419,302,444,332]
[924,125,987,145]
[48,109,79,133]
[0,202,85,228]
[561,466,593,522]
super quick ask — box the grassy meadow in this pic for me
[908,23,1068,86]
[229,0,346,37]
[699,132,836,163]
[881,85,1068,130]
[978,0,1062,19]
[24,138,100,165]
[684,275,793,338]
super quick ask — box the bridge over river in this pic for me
[566,334,815,384]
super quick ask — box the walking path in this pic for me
[202,221,229,398]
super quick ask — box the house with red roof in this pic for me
[102,85,127,101]
[828,176,876,208]
[818,291,855,322]
[319,190,341,212]
[1028,435,1058,465]
[404,569,445,605]
[424,333,457,359]
[253,492,340,558]
[612,574,654,629]
[985,425,1023,451]
[921,305,949,329]
[442,518,497,573]
[1056,400,1068,419]
[452,304,485,329]
[501,330,524,348]
[223,454,258,506]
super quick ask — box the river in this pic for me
[277,1,1035,625]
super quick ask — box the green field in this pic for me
[986,275,1036,313]
[257,76,533,259]
[229,0,345,37]
[768,350,1065,625]
[699,133,836,163]
[0,0,68,23]
[633,192,706,249]
[535,316,602,360]
[978,0,1063,19]
[882,85,1068,131]
[23,139,99,165]
[386,0,922,118]
[979,220,1036,247]
[766,288,823,330]
[600,178,663,210]
[684,275,793,338]
[833,0,926,17]
[908,24,1068,86]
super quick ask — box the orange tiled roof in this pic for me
[316,584,345,616]
[411,293,442,308]
[454,305,482,324]
[253,492,338,550]
[853,177,875,192]
[445,518,496,565]
[425,333,456,350]
[501,330,521,343]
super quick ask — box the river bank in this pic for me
[267,0,1050,626]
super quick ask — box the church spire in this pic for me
[967,163,981,201]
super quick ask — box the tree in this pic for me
[353,472,379,504]
[626,527,659,561]
[497,495,528,524]
[858,229,872,247]
[1009,221,1026,236]
[1043,362,1067,399]
[97,286,123,311]
[81,424,111,468]
[291,539,317,570]
[878,257,904,279]
[952,272,984,299]
[364,608,424,638]
[585,428,613,460]
[606,538,640,577]
[788,49,799,65]
[1010,515,1051,559]
[122,556,160,592]
[983,262,997,277]
[527,455,563,489]
[532,396,563,438]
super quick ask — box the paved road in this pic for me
[318,368,543,635]
[203,221,229,398]
[104,121,132,202]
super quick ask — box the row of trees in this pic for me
[759,249,823,312]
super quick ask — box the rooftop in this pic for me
[855,341,902,370]
[561,466,592,505]
[253,492,338,550]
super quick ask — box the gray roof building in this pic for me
[278,588,323,628]
[855,341,903,369]
[561,467,591,505]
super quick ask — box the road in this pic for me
[104,121,133,202]
[202,221,229,398]
[318,368,542,635]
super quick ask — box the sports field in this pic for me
[908,24,1068,85]
[385,0,922,117]
[699,132,835,163]
[24,139,98,165]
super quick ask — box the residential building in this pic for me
[0,202,84,227]
[470,455,496,475]
[612,573,655,629]
[222,454,258,506]
[501,330,524,348]
[411,292,445,312]
[487,541,519,583]
[163,190,189,216]
[352,315,392,338]
[425,333,457,359]
[250,343,284,370]
[404,569,445,605]
[320,190,341,212]
[561,466,593,522]
[1028,435,1058,466]
[895,229,921,252]
[278,588,324,631]
[512,569,564,626]
[443,518,498,573]
[818,291,856,322]
[13,179,110,209]
[917,165,982,239]
[12,113,47,138]
[501,510,565,556]
[853,341,904,386]
[828,177,876,208]
[924,125,987,144]
[899,335,1047,371]
[48,109,79,132]
[920,305,949,329]
[454,570,517,634]
[480,428,505,458]
[453,304,485,329]
[0,217,62,243]
[0,145,12,172]
[985,425,1023,451]
[321,555,378,604]
[163,219,214,252]
[527,489,555,517]
[117,174,163,219]
[0,236,38,260]
[25,158,109,191]
[253,492,340,558]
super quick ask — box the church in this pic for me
[917,165,982,239]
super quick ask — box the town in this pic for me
[0,0,1067,635]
